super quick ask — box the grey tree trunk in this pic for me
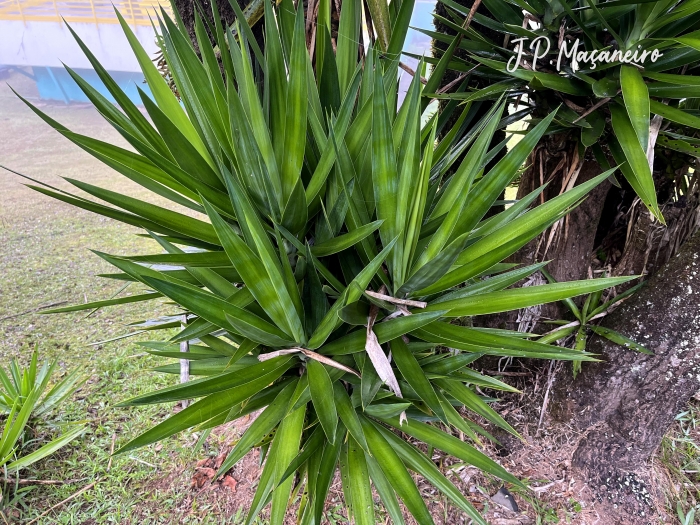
[553,231,700,476]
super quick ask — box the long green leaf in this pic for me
[123,356,293,406]
[390,337,448,423]
[270,405,305,525]
[620,65,650,152]
[141,276,295,347]
[426,277,634,317]
[360,415,435,524]
[311,221,383,257]
[345,435,375,525]
[609,105,663,222]
[27,185,182,239]
[413,322,599,361]
[66,178,220,244]
[308,360,339,443]
[216,379,298,477]
[280,6,308,201]
[436,378,518,436]
[116,371,289,454]
[376,415,522,486]
[115,9,209,161]
[590,326,653,354]
[372,69,400,283]
[336,0,361,95]
[8,425,86,471]
[650,99,700,129]
[333,383,368,451]
[366,455,406,525]
[375,423,487,525]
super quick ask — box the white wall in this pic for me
[0,19,159,72]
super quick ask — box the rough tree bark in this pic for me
[173,0,265,53]
[512,135,611,322]
[553,231,700,477]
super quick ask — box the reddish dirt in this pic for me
[134,408,672,525]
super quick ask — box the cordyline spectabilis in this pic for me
[3,0,639,522]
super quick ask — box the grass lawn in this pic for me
[0,76,261,524]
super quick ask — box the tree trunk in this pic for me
[172,0,265,54]
[553,230,700,478]
[515,137,612,320]
[492,132,699,330]
[481,135,613,331]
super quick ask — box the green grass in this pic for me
[658,401,700,525]
[0,189,210,523]
[0,79,246,523]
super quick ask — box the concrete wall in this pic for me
[0,19,158,71]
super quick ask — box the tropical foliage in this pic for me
[0,350,85,475]
[424,0,700,223]
[538,271,650,377]
[2,0,643,522]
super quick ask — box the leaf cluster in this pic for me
[0,350,85,474]
[425,0,700,222]
[538,271,650,377]
[4,1,641,522]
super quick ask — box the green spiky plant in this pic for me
[537,271,650,377]
[0,350,85,478]
[423,0,700,224]
[2,0,639,522]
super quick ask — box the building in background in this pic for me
[0,0,168,103]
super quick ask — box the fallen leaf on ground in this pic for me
[191,467,216,489]
[221,475,238,492]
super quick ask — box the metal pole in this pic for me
[180,314,190,409]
